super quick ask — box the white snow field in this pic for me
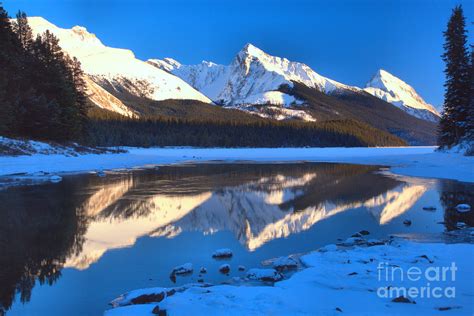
[26,17,212,107]
[0,145,472,183]
[105,237,474,316]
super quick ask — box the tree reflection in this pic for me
[440,180,474,231]
[0,180,89,314]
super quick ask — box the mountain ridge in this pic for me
[22,17,437,144]
[149,43,439,123]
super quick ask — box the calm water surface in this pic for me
[0,163,473,315]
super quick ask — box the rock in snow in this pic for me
[171,263,193,275]
[246,268,283,282]
[107,237,474,316]
[272,256,298,271]
[212,248,233,259]
[219,264,230,274]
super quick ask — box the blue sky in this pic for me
[3,0,473,107]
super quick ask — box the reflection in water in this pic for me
[0,183,89,315]
[0,163,472,314]
[440,180,474,230]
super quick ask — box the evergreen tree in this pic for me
[0,3,23,135]
[12,11,33,51]
[439,5,470,146]
[467,46,474,142]
[70,56,89,138]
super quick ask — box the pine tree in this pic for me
[70,57,89,138]
[12,11,33,51]
[466,46,474,142]
[0,3,23,135]
[439,5,470,146]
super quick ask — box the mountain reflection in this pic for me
[1,163,469,313]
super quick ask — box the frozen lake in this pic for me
[1,163,472,315]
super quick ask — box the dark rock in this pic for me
[152,306,167,315]
[198,278,204,283]
[336,307,343,312]
[359,230,370,236]
[367,239,385,246]
[403,220,412,226]
[131,292,165,304]
[418,255,434,263]
[151,305,168,316]
[238,265,246,271]
[273,257,298,271]
[392,296,416,304]
[437,307,451,311]
[348,272,358,276]
[422,206,436,211]
[212,248,233,259]
[219,264,230,274]
[351,232,362,238]
[246,268,283,282]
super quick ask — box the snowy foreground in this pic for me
[105,234,474,316]
[0,145,473,183]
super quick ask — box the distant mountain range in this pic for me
[26,17,439,144]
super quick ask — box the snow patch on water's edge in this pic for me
[105,231,474,316]
[1,145,473,187]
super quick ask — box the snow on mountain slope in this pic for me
[364,69,440,122]
[26,17,212,112]
[84,76,137,117]
[149,43,358,108]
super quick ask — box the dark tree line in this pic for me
[0,5,88,141]
[86,112,407,148]
[439,5,473,147]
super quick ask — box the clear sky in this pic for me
[3,0,473,108]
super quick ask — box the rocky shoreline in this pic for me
[105,228,474,315]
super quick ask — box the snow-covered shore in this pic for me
[0,146,473,183]
[105,233,474,316]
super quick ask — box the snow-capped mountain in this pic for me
[149,44,439,123]
[84,76,137,117]
[149,43,358,108]
[22,16,438,137]
[364,69,440,122]
[26,17,212,116]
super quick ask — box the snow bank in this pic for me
[1,146,473,185]
[106,234,474,316]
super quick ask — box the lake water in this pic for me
[1,163,473,315]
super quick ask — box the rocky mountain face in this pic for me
[25,17,438,144]
[364,69,440,122]
[27,17,212,118]
[149,43,439,122]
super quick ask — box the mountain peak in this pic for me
[364,69,440,121]
[238,43,266,58]
[369,69,403,86]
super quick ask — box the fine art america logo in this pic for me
[377,262,457,299]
